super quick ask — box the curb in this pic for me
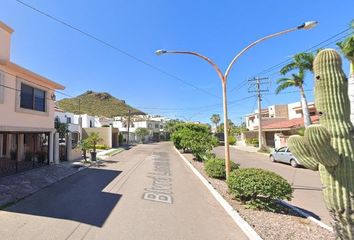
[279,200,333,232]
[174,147,262,240]
[231,146,269,156]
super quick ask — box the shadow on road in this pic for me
[2,168,122,227]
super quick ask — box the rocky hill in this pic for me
[57,90,145,117]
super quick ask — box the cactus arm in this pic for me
[288,135,319,170]
[304,125,340,167]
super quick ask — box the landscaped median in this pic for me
[170,122,334,240]
[177,150,334,240]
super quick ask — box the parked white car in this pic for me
[269,147,302,168]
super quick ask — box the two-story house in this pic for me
[0,21,65,176]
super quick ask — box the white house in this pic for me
[113,115,167,143]
[74,114,97,128]
[54,107,82,161]
[72,114,119,148]
[0,21,65,176]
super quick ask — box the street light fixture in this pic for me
[156,21,318,179]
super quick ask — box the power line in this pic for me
[0,66,74,98]
[262,32,353,78]
[14,0,220,99]
[229,28,352,95]
[258,28,352,76]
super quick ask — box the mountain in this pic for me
[57,91,145,118]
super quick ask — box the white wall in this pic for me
[287,102,302,120]
[74,114,96,128]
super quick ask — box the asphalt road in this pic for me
[0,142,248,240]
[213,146,331,225]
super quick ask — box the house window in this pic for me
[155,124,159,128]
[67,117,72,124]
[20,83,46,112]
[90,120,93,128]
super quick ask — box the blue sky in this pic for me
[1,0,353,124]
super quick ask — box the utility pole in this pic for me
[127,110,131,145]
[248,77,269,150]
[78,99,82,140]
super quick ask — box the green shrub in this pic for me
[171,123,217,160]
[205,158,239,179]
[95,144,108,150]
[245,138,259,146]
[227,168,293,211]
[199,152,216,162]
[228,136,236,145]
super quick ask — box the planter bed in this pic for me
[181,152,335,240]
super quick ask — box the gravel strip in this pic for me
[181,152,335,240]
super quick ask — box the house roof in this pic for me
[0,61,65,90]
[261,115,319,131]
[0,21,14,33]
[292,103,316,111]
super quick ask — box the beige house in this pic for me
[82,126,119,149]
[0,21,65,176]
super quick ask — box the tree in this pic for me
[135,128,150,143]
[85,132,103,153]
[171,122,217,160]
[78,139,91,162]
[337,19,354,123]
[280,52,315,75]
[278,52,315,128]
[210,114,221,129]
[217,119,235,135]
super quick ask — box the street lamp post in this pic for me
[156,21,317,179]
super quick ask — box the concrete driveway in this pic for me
[213,146,331,225]
[0,142,248,240]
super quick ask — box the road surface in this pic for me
[0,142,248,240]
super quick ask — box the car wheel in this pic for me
[290,159,299,168]
[270,155,276,162]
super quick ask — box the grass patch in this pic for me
[105,148,124,157]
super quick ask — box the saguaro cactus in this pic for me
[288,49,354,239]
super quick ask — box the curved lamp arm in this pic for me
[224,26,299,80]
[160,51,225,82]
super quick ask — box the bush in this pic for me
[245,138,259,146]
[228,136,236,145]
[171,123,217,160]
[95,144,108,150]
[199,152,216,162]
[227,168,293,211]
[205,158,239,179]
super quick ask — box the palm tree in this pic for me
[280,52,315,75]
[210,114,221,130]
[277,52,315,128]
[337,20,354,123]
[86,132,103,161]
[276,70,312,127]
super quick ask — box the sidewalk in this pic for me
[232,142,258,153]
[0,162,85,207]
